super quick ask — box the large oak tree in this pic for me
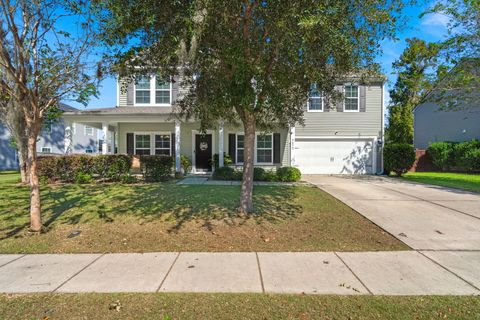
[97,0,404,213]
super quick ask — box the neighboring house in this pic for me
[414,60,480,150]
[63,74,385,175]
[0,104,100,170]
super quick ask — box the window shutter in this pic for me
[171,75,179,105]
[126,81,134,106]
[171,133,176,157]
[360,85,366,112]
[273,133,281,164]
[126,133,134,155]
[228,134,236,163]
[335,85,343,112]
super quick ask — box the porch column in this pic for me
[64,121,73,154]
[218,122,224,167]
[109,130,116,154]
[290,126,296,166]
[175,121,181,172]
[102,122,108,155]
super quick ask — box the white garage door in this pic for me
[295,139,375,174]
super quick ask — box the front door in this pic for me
[195,134,212,171]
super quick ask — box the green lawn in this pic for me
[0,171,406,253]
[1,293,479,319]
[0,170,20,184]
[402,172,480,193]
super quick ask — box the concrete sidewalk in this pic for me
[0,251,478,295]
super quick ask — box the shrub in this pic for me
[94,155,132,180]
[212,166,236,180]
[140,155,174,182]
[37,154,132,183]
[75,172,94,184]
[253,167,266,181]
[384,143,415,176]
[453,140,480,170]
[264,169,278,182]
[276,167,302,182]
[427,142,455,170]
[210,153,233,169]
[180,155,192,174]
[119,173,138,184]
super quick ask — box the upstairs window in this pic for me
[134,75,172,106]
[344,85,359,112]
[135,76,151,104]
[308,84,323,112]
[84,125,94,136]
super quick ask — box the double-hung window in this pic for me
[155,134,171,155]
[84,125,94,136]
[135,134,151,155]
[236,134,244,163]
[256,134,273,163]
[308,84,323,112]
[134,133,171,155]
[135,76,151,104]
[135,75,172,106]
[344,85,359,112]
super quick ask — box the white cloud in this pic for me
[421,13,450,27]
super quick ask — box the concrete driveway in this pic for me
[304,175,480,250]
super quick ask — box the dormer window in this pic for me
[134,75,172,106]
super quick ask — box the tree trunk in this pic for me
[239,112,256,214]
[18,138,29,184]
[27,134,42,232]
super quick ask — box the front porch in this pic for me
[63,109,292,173]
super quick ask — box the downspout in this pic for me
[380,81,385,174]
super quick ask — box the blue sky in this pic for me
[69,3,450,110]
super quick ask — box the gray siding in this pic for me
[296,83,383,138]
[414,102,480,149]
[0,124,18,170]
[37,121,65,154]
[71,123,99,153]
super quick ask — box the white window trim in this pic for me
[134,76,173,107]
[84,125,94,136]
[236,133,245,164]
[255,133,274,164]
[343,84,360,112]
[41,147,52,153]
[133,132,172,156]
[154,133,172,156]
[307,96,324,112]
[234,132,274,165]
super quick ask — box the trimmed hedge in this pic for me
[276,167,302,182]
[384,143,416,176]
[140,155,174,182]
[427,142,455,170]
[38,155,132,183]
[212,166,300,182]
[427,139,480,171]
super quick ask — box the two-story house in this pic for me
[63,75,385,175]
[0,104,101,170]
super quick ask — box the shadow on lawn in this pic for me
[0,182,302,238]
